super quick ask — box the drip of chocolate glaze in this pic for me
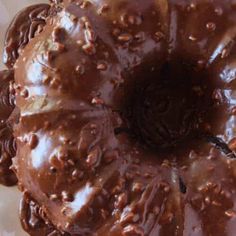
[20,193,69,236]
[3,4,51,68]
[0,70,17,186]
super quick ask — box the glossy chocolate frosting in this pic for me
[2,0,236,235]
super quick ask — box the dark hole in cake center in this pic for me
[123,59,218,151]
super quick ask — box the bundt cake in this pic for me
[1,0,236,235]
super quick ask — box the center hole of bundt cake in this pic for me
[123,60,217,151]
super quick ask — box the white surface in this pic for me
[0,1,47,235]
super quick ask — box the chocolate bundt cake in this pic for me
[1,0,236,235]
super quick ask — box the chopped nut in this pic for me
[118,33,133,42]
[206,22,216,31]
[28,133,39,150]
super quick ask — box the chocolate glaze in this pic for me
[3,0,236,235]
[3,4,51,68]
[0,70,17,186]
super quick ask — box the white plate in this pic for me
[0,1,47,235]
